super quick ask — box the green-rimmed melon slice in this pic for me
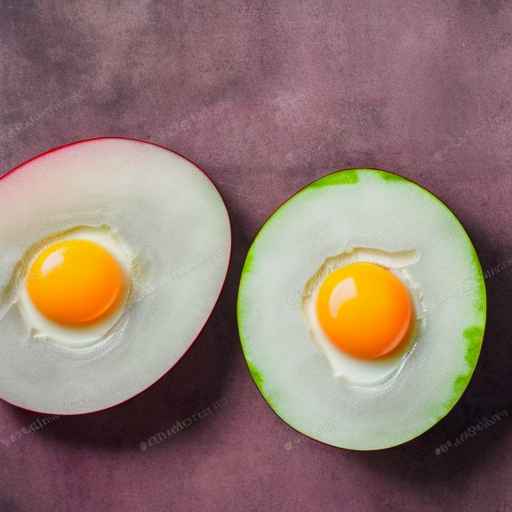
[237,169,486,450]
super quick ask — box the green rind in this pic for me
[237,167,487,449]
[241,247,255,279]
[376,170,406,182]
[238,246,276,408]
[464,326,485,368]
[310,169,359,188]
[246,359,277,409]
[438,326,485,420]
[468,243,487,315]
[433,207,487,422]
[247,361,265,388]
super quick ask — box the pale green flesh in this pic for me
[238,168,486,450]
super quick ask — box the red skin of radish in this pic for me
[0,136,232,416]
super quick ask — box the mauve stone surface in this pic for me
[1,1,512,511]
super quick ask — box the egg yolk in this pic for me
[26,239,125,326]
[316,262,412,360]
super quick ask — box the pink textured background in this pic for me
[1,1,512,511]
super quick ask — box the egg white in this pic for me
[302,247,426,387]
[16,225,138,350]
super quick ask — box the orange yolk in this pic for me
[316,262,412,360]
[26,239,125,326]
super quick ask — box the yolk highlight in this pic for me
[26,239,125,326]
[316,262,412,360]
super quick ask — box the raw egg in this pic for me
[302,247,424,386]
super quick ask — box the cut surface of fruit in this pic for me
[0,138,231,414]
[237,169,486,450]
